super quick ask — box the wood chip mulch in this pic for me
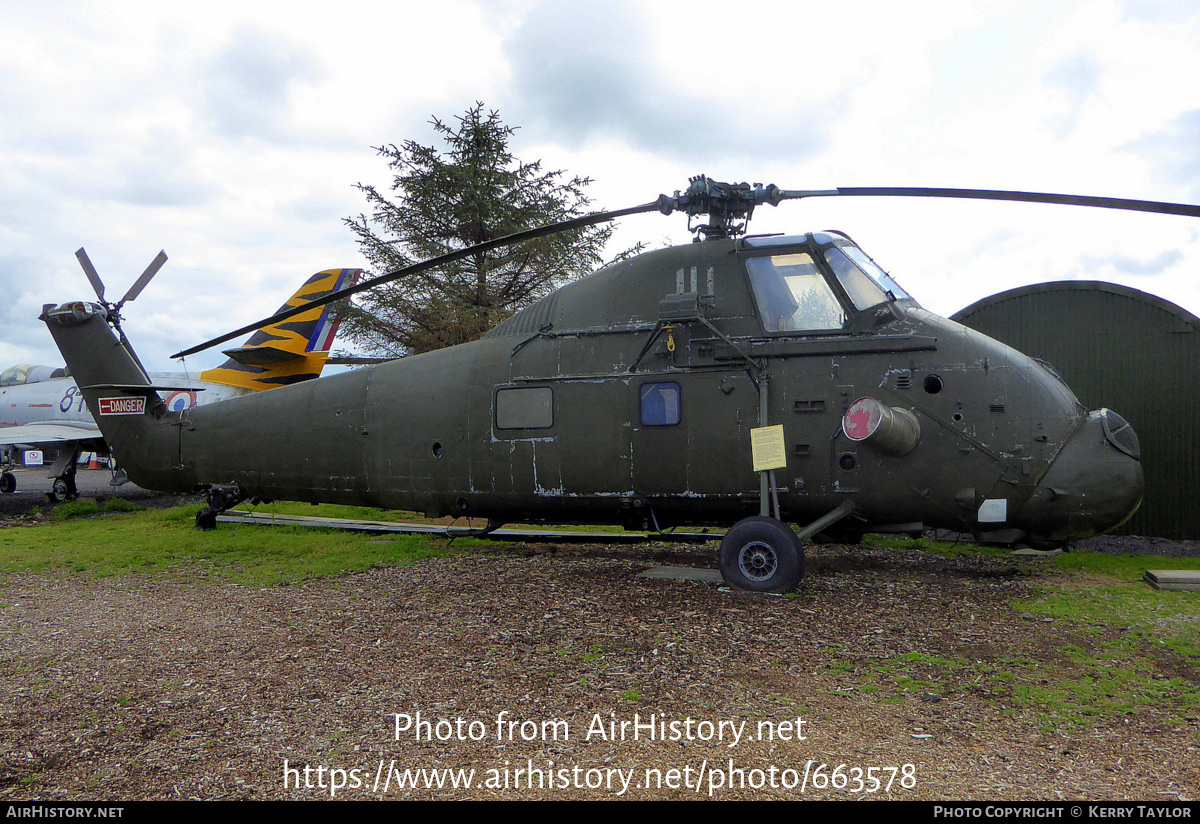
[2,539,1197,800]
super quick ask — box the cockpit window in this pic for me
[0,364,65,386]
[826,245,911,302]
[0,365,31,386]
[746,253,846,332]
[825,247,887,310]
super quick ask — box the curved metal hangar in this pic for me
[955,280,1198,540]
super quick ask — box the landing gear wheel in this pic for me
[0,472,14,494]
[195,508,218,531]
[719,516,804,593]
[49,478,70,503]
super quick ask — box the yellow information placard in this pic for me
[750,424,788,471]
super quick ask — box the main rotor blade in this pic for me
[171,181,1200,360]
[171,200,661,359]
[74,248,105,302]
[119,250,168,306]
[774,186,1200,218]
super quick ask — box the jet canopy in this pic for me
[0,364,68,386]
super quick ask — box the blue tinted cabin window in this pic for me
[640,382,681,426]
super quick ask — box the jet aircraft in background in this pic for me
[0,267,361,500]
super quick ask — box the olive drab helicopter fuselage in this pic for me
[43,178,1175,592]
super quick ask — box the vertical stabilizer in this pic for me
[41,302,180,489]
[199,268,361,391]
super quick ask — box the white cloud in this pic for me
[198,27,324,141]
[0,0,1197,373]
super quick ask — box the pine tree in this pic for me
[342,103,616,357]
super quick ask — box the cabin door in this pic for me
[630,371,757,497]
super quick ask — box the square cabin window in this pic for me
[640,382,681,426]
[495,387,554,430]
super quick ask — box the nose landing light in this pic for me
[1100,409,1140,459]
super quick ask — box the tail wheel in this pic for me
[195,508,218,530]
[719,516,804,593]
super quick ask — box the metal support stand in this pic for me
[756,374,783,520]
[795,500,857,542]
[759,378,770,517]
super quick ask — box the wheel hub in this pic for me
[738,541,778,582]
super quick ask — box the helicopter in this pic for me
[41,177,1197,592]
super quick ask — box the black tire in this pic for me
[49,478,69,503]
[0,472,14,494]
[195,508,218,531]
[719,516,804,592]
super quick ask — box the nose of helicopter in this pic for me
[1014,409,1144,546]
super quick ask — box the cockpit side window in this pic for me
[825,245,911,302]
[825,246,888,310]
[746,253,846,332]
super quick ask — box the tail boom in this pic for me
[41,302,188,492]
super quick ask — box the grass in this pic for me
[1011,578,1200,728]
[51,497,145,521]
[864,533,1017,559]
[864,532,1200,576]
[241,500,630,533]
[0,504,455,585]
[240,500,421,523]
[5,507,1198,730]
[845,535,1200,730]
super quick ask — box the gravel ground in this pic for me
[1,480,1197,801]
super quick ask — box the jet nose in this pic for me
[1015,409,1144,545]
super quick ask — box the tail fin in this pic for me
[199,268,361,391]
[41,302,181,489]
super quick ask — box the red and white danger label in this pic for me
[98,396,146,416]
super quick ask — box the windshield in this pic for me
[746,253,846,332]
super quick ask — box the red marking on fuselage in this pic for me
[844,407,872,439]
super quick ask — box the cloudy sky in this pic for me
[2,0,1199,372]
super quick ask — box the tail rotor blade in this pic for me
[119,250,168,307]
[75,248,106,303]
